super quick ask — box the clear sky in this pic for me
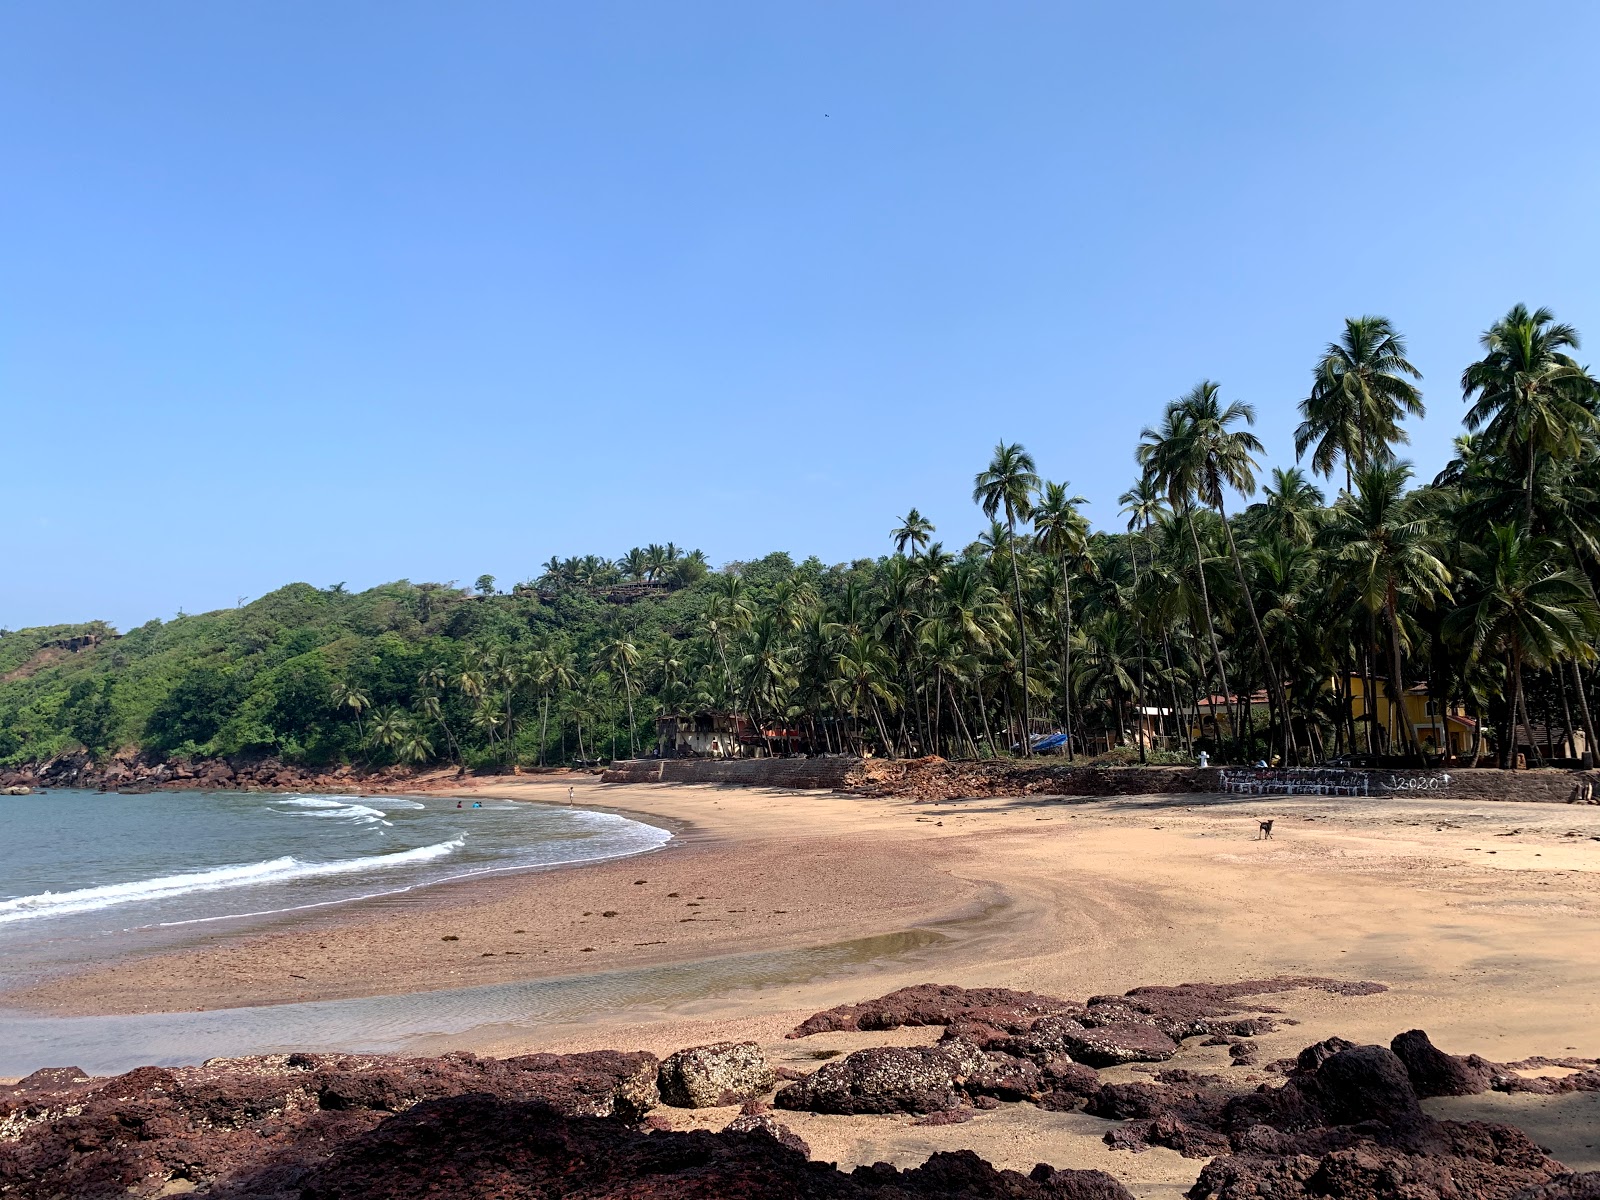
[4,3,1599,632]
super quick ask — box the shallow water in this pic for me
[0,928,953,1076]
[0,789,671,988]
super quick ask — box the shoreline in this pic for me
[3,779,1598,1101]
[2,778,998,1020]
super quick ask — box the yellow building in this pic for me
[1345,675,1477,757]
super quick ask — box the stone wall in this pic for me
[600,757,858,790]
[604,757,1600,805]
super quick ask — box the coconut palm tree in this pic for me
[1296,316,1424,490]
[973,442,1040,754]
[1258,468,1325,546]
[1139,401,1234,750]
[1323,463,1452,761]
[1171,382,1294,763]
[603,637,641,757]
[1462,304,1600,533]
[331,681,370,743]
[835,633,899,755]
[892,508,936,558]
[1446,524,1599,767]
[1033,481,1090,760]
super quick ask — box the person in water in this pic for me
[456,801,463,808]
[472,801,481,808]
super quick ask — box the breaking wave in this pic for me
[0,838,466,925]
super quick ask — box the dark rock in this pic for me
[774,1042,985,1115]
[1513,1174,1600,1199]
[1391,1029,1496,1097]
[788,984,1078,1038]
[267,1098,1139,1200]
[1064,1024,1179,1068]
[658,1041,775,1108]
[722,1108,811,1155]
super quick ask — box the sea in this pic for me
[0,789,961,1077]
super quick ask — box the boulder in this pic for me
[1064,1024,1179,1067]
[1390,1029,1495,1098]
[774,1042,983,1115]
[657,1041,775,1109]
[722,1103,810,1156]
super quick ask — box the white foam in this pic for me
[273,796,392,825]
[0,838,466,925]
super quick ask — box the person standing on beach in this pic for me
[568,786,574,802]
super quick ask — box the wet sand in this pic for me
[7,778,1600,1190]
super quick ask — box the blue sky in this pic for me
[4,2,1599,631]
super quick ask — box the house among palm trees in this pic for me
[655,712,806,758]
[1344,675,1479,759]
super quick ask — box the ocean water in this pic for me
[0,789,672,992]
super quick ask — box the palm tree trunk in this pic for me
[1558,668,1578,762]
[1216,497,1293,764]
[1515,654,1542,768]
[539,693,550,766]
[620,666,637,758]
[1184,503,1232,756]
[1129,541,1149,765]
[1005,509,1033,756]
[1383,589,1417,763]
[1061,573,1076,762]
[870,696,894,757]
[1572,660,1597,767]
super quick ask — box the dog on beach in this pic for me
[1258,819,1274,840]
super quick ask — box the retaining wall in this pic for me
[600,757,858,790]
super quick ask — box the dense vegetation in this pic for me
[6,304,1600,771]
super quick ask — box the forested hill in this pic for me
[0,551,841,770]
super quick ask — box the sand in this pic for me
[7,777,1600,1191]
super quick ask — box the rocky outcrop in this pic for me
[1391,1028,1498,1097]
[657,1041,775,1108]
[6,978,1599,1200]
[1063,1024,1179,1067]
[722,1100,811,1155]
[774,1041,988,1115]
[0,1049,658,1199]
[789,978,1381,1044]
[270,1097,1139,1200]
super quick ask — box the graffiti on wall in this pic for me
[1219,768,1369,796]
[1218,768,1453,796]
[1378,772,1452,793]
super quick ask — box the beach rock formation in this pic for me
[0,1048,659,1199]
[788,978,1384,1044]
[1062,1023,1179,1067]
[6,976,1599,1200]
[1390,1028,1498,1097]
[253,1095,1138,1200]
[774,1042,988,1115]
[722,1101,811,1155]
[658,1041,776,1108]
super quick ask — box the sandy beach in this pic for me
[7,777,1600,1190]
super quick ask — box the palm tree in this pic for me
[1259,468,1325,546]
[331,681,370,743]
[973,442,1040,754]
[892,508,936,557]
[1296,316,1424,490]
[835,633,900,756]
[604,636,641,757]
[1324,463,1451,761]
[1172,382,1294,763]
[1033,481,1090,761]
[1446,525,1599,767]
[1139,401,1234,751]
[1462,304,1600,533]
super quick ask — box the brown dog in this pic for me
[1258,819,1274,840]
